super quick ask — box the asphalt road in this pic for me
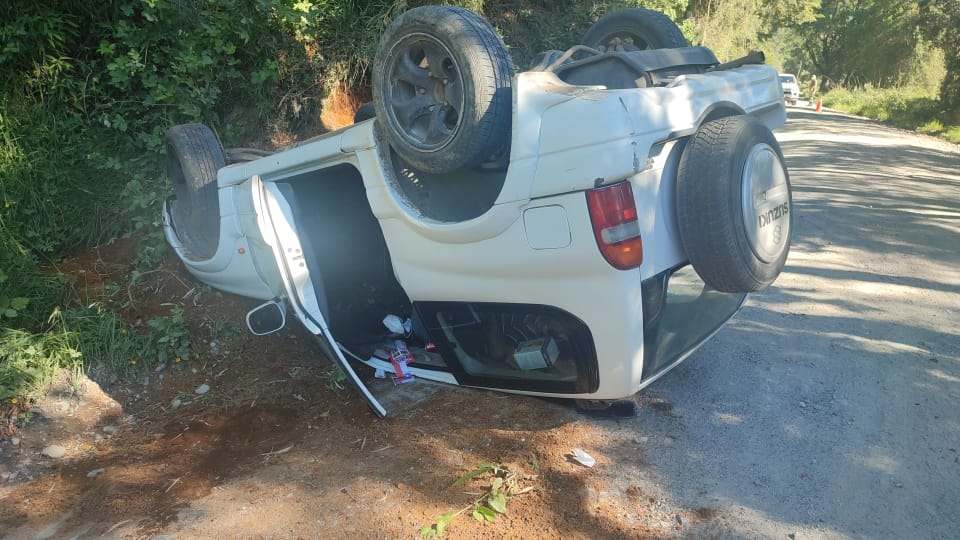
[613,108,960,538]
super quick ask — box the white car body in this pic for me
[779,73,800,105]
[164,65,786,416]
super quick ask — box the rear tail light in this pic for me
[586,181,643,270]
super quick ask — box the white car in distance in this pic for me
[779,73,800,105]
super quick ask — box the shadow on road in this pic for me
[613,109,960,539]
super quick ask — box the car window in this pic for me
[641,265,746,378]
[779,75,797,85]
[414,302,599,394]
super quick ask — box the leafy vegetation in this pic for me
[0,326,80,401]
[419,463,532,538]
[321,365,348,391]
[0,302,194,400]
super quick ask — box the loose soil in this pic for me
[0,239,721,539]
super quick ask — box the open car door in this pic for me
[256,178,387,417]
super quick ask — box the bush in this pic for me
[0,0,307,400]
[822,85,959,144]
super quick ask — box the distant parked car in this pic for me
[779,73,800,105]
[163,6,792,417]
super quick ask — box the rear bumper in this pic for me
[378,183,745,400]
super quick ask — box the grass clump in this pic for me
[0,302,194,400]
[822,86,960,144]
[0,326,80,402]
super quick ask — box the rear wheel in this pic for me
[676,116,792,292]
[166,124,225,260]
[373,6,513,174]
[582,8,687,51]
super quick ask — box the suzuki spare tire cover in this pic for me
[676,115,793,292]
[373,6,514,174]
[166,123,225,260]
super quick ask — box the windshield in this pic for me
[779,75,797,85]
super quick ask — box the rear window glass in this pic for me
[779,75,797,84]
[641,266,746,378]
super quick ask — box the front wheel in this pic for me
[166,124,225,260]
[676,116,793,292]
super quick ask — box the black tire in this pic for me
[676,116,793,292]
[373,6,513,174]
[582,8,687,51]
[354,102,376,123]
[165,124,225,260]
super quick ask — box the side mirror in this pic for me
[246,300,286,336]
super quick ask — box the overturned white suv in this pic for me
[163,6,792,417]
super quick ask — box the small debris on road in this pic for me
[570,448,596,468]
[87,468,105,478]
[195,384,210,395]
[41,445,67,459]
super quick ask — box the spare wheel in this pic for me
[373,6,514,174]
[582,8,687,51]
[676,115,793,292]
[166,123,225,260]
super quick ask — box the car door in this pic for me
[255,178,387,417]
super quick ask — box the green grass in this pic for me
[822,86,960,144]
[0,302,193,400]
[0,326,80,401]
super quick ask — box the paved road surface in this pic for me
[616,108,960,539]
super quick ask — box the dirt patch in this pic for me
[1,239,725,539]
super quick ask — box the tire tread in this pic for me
[373,6,513,173]
[165,124,225,259]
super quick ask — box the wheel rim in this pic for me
[597,32,651,51]
[384,33,465,152]
[741,143,790,263]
